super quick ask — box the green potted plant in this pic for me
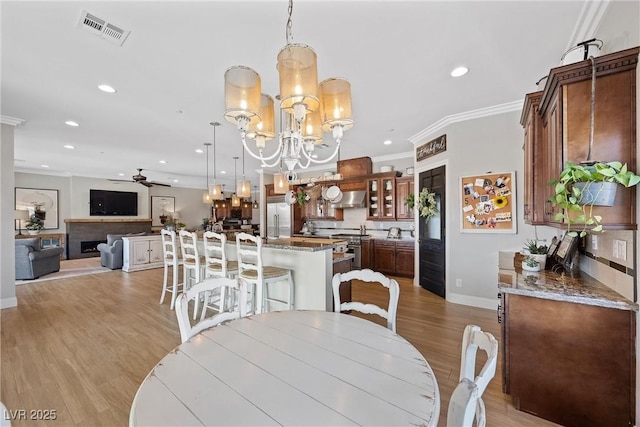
[175,222,186,231]
[164,215,175,231]
[523,239,548,269]
[549,161,640,237]
[522,255,540,272]
[25,214,44,235]
[404,193,415,209]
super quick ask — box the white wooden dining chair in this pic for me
[175,277,247,343]
[447,324,499,427]
[236,232,294,314]
[447,378,479,427]
[201,231,239,316]
[159,229,184,310]
[178,230,205,319]
[332,268,400,333]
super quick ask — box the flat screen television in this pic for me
[90,189,138,216]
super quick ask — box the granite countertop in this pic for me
[498,268,638,311]
[261,237,347,252]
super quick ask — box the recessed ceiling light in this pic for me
[63,144,75,149]
[195,149,204,154]
[451,66,469,77]
[98,84,117,93]
[311,154,318,159]
[159,160,167,164]
[384,140,392,145]
[65,120,79,127]
[173,179,179,183]
[118,173,125,176]
[41,165,49,168]
[220,170,227,174]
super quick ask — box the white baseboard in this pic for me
[446,292,498,311]
[1,297,17,309]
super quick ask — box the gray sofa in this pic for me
[15,238,64,280]
[97,232,146,270]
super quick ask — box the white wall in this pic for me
[415,110,557,308]
[1,123,18,308]
[149,185,210,229]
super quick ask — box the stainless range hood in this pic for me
[330,191,367,208]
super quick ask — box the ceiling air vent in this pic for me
[77,10,130,47]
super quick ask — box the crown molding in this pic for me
[409,100,522,144]
[1,115,26,127]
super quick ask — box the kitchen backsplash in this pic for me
[308,208,415,240]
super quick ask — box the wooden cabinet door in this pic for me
[395,177,413,220]
[132,240,150,265]
[241,200,253,219]
[149,239,164,263]
[395,241,415,277]
[360,239,372,270]
[366,179,382,220]
[380,177,396,219]
[373,240,396,275]
[541,91,564,225]
[505,293,635,426]
[521,92,545,225]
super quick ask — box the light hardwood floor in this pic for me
[1,264,558,426]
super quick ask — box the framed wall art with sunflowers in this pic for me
[460,171,516,233]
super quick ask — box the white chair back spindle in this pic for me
[159,229,183,310]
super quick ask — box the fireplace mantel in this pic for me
[65,218,152,223]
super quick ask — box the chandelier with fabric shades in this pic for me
[223,0,354,183]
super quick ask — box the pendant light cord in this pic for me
[285,0,294,44]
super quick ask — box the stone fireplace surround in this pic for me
[65,219,152,259]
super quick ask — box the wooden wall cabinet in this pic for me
[395,177,414,220]
[367,175,398,220]
[530,46,639,230]
[500,292,635,426]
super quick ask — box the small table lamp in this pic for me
[15,209,29,235]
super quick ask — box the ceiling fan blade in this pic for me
[108,179,135,183]
[139,181,153,188]
[150,182,172,187]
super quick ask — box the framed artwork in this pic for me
[15,187,59,229]
[151,196,175,227]
[460,171,516,233]
[555,233,578,264]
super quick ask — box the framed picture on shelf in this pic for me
[554,233,579,266]
[15,187,59,230]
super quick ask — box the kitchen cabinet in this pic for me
[213,198,231,219]
[367,173,399,220]
[360,238,372,270]
[530,46,638,230]
[395,177,414,220]
[241,200,253,219]
[499,290,635,426]
[372,239,414,277]
[520,91,545,225]
[123,235,164,272]
[395,240,415,277]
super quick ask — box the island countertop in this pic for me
[261,237,346,252]
[498,268,638,311]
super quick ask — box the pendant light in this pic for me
[252,185,259,209]
[237,149,251,198]
[202,142,212,204]
[273,158,289,194]
[232,157,241,207]
[208,122,224,200]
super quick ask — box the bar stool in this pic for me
[159,229,184,310]
[201,231,239,316]
[235,232,294,314]
[178,230,205,319]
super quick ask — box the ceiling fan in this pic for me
[109,168,171,187]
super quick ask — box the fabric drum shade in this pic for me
[224,66,262,127]
[277,43,319,113]
[246,94,276,144]
[319,78,354,131]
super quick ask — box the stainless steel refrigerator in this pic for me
[266,197,292,238]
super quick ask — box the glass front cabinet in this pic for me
[367,177,395,220]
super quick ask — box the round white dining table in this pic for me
[129,310,440,426]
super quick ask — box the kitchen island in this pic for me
[223,237,349,311]
[498,268,637,426]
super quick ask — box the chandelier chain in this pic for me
[286,0,294,44]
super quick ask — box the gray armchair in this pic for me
[97,232,147,270]
[15,238,64,280]
[97,234,125,270]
